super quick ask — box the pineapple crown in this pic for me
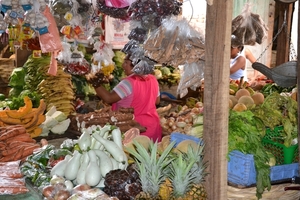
[125,139,176,197]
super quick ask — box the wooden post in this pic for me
[203,0,233,199]
[275,1,294,65]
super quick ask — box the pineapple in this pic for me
[125,139,176,200]
[186,144,208,199]
[168,144,208,200]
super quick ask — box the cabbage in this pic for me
[8,87,23,98]
[9,67,26,88]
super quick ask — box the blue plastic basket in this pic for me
[170,132,203,147]
[228,150,299,187]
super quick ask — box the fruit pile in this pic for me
[0,96,46,138]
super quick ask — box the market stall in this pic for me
[0,0,299,199]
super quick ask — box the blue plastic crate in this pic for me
[170,132,203,147]
[228,150,299,187]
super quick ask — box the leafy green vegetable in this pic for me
[251,92,298,147]
[228,110,271,199]
[8,67,26,88]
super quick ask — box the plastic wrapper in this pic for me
[232,3,268,45]
[95,0,129,20]
[85,41,115,85]
[49,0,72,29]
[39,6,62,53]
[177,61,204,98]
[105,0,134,8]
[144,17,205,66]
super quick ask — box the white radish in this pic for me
[78,130,91,151]
[110,157,119,170]
[85,150,102,186]
[64,150,82,180]
[93,149,113,177]
[50,155,72,177]
[76,151,90,185]
[92,133,127,163]
[111,127,123,149]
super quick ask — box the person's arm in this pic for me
[230,56,246,74]
[94,86,121,104]
[155,96,160,105]
[244,49,256,63]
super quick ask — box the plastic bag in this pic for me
[39,6,62,53]
[143,17,205,66]
[231,3,268,45]
[177,61,204,98]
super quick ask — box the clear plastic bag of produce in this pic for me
[94,0,129,20]
[177,60,204,98]
[143,17,205,66]
[232,3,268,45]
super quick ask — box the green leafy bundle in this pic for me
[228,110,271,199]
[251,92,298,147]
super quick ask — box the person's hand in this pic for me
[85,71,109,88]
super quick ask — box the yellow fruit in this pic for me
[175,140,199,154]
[229,95,238,107]
[232,103,247,112]
[238,96,255,109]
[251,92,265,105]
[229,99,233,109]
[235,88,250,100]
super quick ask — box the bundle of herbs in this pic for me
[251,92,298,147]
[228,110,271,199]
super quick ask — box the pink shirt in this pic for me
[112,74,162,142]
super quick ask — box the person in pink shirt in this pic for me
[89,54,162,142]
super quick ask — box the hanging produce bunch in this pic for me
[231,3,269,45]
[127,0,182,42]
[37,64,76,117]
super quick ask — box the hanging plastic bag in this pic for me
[143,17,205,66]
[231,3,268,45]
[177,61,204,98]
[39,6,62,53]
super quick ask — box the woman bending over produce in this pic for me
[230,35,246,80]
[87,54,162,142]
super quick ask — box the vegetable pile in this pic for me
[0,97,46,138]
[228,110,271,199]
[0,125,41,162]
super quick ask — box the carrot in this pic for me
[12,146,25,161]
[0,155,13,162]
[0,127,26,141]
[1,147,20,157]
[5,134,35,144]
[8,141,37,148]
[0,177,25,186]
[0,186,29,194]
[21,144,41,158]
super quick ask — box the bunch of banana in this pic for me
[0,97,46,138]
[37,64,75,117]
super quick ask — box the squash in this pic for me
[6,96,33,119]
[29,127,43,138]
[24,99,46,129]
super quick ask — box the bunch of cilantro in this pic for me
[228,110,271,199]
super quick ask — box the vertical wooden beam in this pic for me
[297,1,300,172]
[275,1,293,65]
[203,0,233,199]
